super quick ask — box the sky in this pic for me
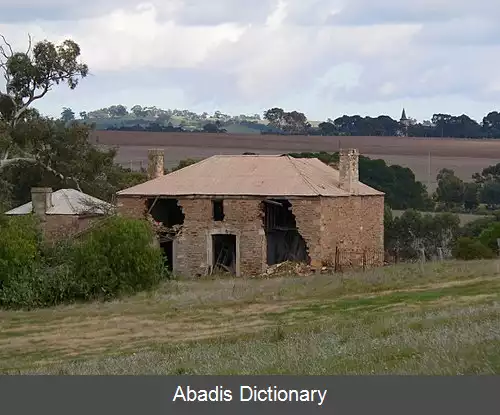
[1,0,500,122]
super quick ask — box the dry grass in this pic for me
[1,260,500,374]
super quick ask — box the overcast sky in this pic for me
[1,0,499,121]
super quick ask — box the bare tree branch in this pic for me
[0,34,13,58]
[26,33,32,55]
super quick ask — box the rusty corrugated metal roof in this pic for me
[117,155,383,197]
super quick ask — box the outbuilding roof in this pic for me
[4,189,113,216]
[117,155,383,197]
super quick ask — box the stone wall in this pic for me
[291,198,322,268]
[115,193,384,277]
[116,196,266,277]
[320,195,384,267]
[41,215,100,241]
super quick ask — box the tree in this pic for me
[0,34,88,177]
[2,118,147,204]
[108,104,127,118]
[385,209,460,260]
[263,107,285,130]
[131,105,146,118]
[480,180,500,209]
[202,122,226,133]
[463,182,480,211]
[318,121,336,135]
[434,168,465,209]
[60,107,75,123]
[282,111,310,134]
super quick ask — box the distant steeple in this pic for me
[400,108,408,121]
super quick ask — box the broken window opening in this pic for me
[146,198,185,228]
[212,199,225,221]
[146,198,184,268]
[262,199,310,266]
[211,234,236,275]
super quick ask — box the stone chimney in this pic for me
[338,148,359,193]
[31,187,53,216]
[147,149,164,180]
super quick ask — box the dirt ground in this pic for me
[90,131,500,190]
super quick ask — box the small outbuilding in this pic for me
[4,188,113,240]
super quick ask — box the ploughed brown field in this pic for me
[90,131,500,190]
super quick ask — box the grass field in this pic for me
[1,260,499,375]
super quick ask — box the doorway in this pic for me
[211,234,237,275]
[160,240,174,271]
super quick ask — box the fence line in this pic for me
[330,246,451,273]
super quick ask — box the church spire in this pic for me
[400,108,408,121]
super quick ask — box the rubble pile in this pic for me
[259,261,312,277]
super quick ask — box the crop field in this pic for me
[91,131,500,190]
[1,260,500,375]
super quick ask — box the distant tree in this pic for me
[108,104,127,117]
[202,121,226,133]
[282,111,310,134]
[473,162,500,209]
[480,181,500,209]
[482,111,500,138]
[434,169,465,209]
[61,107,75,123]
[463,182,480,211]
[131,105,145,118]
[318,121,336,135]
[79,111,88,120]
[263,107,285,130]
[385,209,460,260]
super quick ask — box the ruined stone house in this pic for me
[116,149,384,277]
[4,188,113,241]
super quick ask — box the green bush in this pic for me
[478,222,500,253]
[70,216,165,300]
[0,215,41,284]
[0,215,166,309]
[452,237,495,260]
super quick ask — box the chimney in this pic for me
[147,149,164,180]
[338,148,359,193]
[31,187,53,216]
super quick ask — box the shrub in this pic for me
[460,217,497,238]
[0,216,166,309]
[452,237,495,260]
[478,222,500,253]
[69,216,165,300]
[0,215,41,285]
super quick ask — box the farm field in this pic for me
[91,131,500,190]
[1,260,499,375]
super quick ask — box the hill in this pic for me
[2,260,499,374]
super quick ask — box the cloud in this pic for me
[1,0,500,122]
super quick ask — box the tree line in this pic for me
[62,102,500,139]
